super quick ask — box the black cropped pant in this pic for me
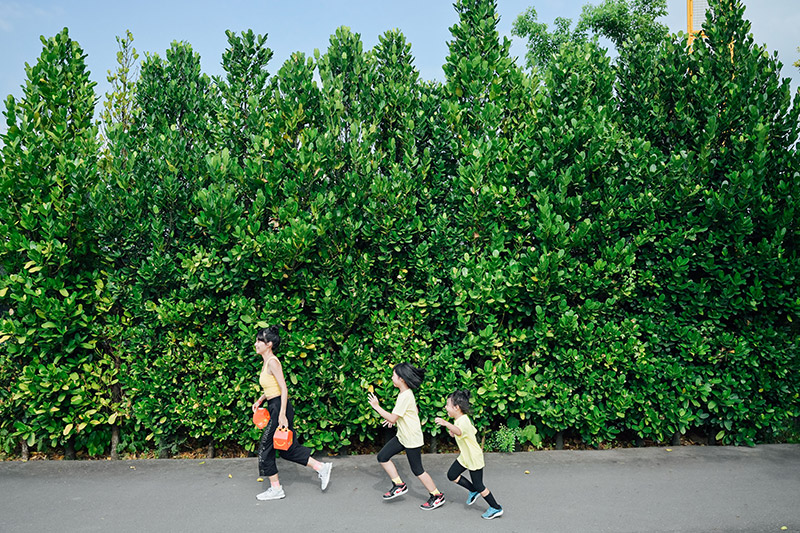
[447,459,486,493]
[377,436,425,477]
[257,396,312,477]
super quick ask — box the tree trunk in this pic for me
[430,434,438,454]
[110,346,122,460]
[207,442,215,459]
[555,431,564,450]
[65,437,76,460]
[671,431,681,446]
[157,438,170,459]
[110,424,120,460]
[20,439,29,461]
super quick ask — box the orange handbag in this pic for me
[273,426,293,451]
[252,408,271,429]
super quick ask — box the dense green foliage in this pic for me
[0,30,115,457]
[1,0,798,458]
[512,0,669,71]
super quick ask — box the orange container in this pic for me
[273,427,293,451]
[252,408,271,429]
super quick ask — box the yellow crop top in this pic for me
[259,357,282,399]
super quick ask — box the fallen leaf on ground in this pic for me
[524,470,530,474]
[228,474,233,478]
[257,478,264,482]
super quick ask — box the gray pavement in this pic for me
[1,444,798,532]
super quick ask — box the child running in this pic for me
[367,362,446,510]
[435,390,504,520]
[251,326,332,500]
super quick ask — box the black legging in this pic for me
[447,459,486,493]
[377,436,425,477]
[257,396,312,477]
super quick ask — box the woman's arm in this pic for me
[269,359,289,426]
[252,392,267,412]
[368,393,399,424]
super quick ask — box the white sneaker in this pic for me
[318,462,332,491]
[256,486,285,501]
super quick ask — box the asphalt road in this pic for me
[1,444,798,532]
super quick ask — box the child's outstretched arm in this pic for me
[434,417,461,437]
[368,393,399,426]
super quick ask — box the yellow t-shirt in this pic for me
[392,389,424,449]
[454,415,485,470]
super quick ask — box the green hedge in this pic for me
[1,0,798,457]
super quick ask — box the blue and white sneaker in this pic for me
[466,491,480,505]
[482,506,504,520]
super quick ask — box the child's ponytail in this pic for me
[448,390,472,414]
[393,362,425,389]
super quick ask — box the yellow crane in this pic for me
[689,0,735,59]
[687,0,710,43]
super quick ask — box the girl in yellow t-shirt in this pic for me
[435,390,504,520]
[368,362,446,511]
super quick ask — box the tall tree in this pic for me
[100,41,218,457]
[441,0,537,390]
[0,29,112,459]
[579,0,668,48]
[99,30,139,139]
[214,30,273,166]
[512,0,668,72]
[616,0,800,444]
[94,29,140,459]
[512,6,587,72]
